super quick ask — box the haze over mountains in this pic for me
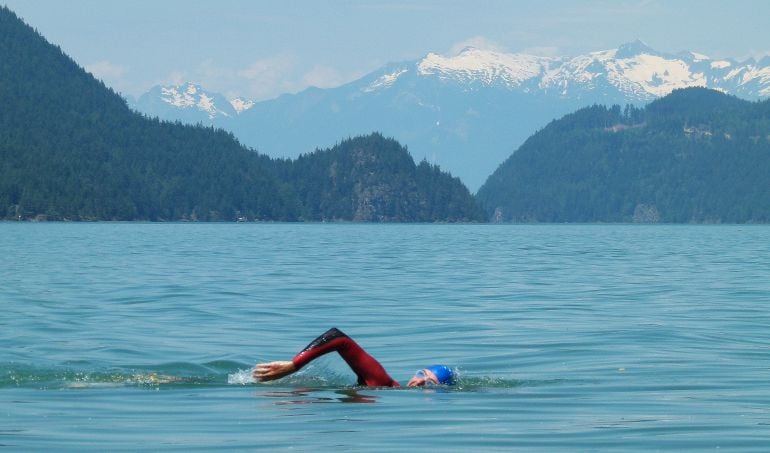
[477,88,770,223]
[131,41,770,190]
[4,3,769,224]
[0,6,482,222]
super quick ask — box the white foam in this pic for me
[227,368,256,385]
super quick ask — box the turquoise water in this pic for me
[2,223,770,450]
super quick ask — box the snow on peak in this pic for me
[159,82,230,119]
[140,42,770,121]
[611,54,706,97]
[540,45,710,99]
[417,47,549,86]
[690,52,710,62]
[197,93,215,113]
[738,65,770,96]
[409,43,764,99]
[230,97,255,113]
[160,83,199,109]
[363,68,408,93]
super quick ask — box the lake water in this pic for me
[2,223,770,451]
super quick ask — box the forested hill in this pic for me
[289,134,485,222]
[0,6,294,221]
[477,88,770,223]
[0,7,483,222]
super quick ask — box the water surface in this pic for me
[2,223,769,450]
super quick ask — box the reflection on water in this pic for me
[260,388,378,404]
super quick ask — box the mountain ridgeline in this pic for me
[288,135,485,221]
[3,6,769,224]
[477,88,770,223]
[0,7,483,222]
[132,42,770,192]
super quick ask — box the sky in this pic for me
[5,0,770,101]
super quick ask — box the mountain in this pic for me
[133,82,252,123]
[0,7,294,221]
[130,40,770,191]
[286,133,485,222]
[476,87,770,223]
[0,6,482,222]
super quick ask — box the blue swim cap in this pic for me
[426,364,455,385]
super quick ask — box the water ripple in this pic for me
[2,224,770,450]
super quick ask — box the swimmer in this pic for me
[253,327,454,387]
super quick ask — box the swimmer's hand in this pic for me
[253,361,297,382]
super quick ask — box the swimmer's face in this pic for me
[407,368,440,387]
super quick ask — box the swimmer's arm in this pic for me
[253,361,296,381]
[253,328,398,386]
[251,328,339,382]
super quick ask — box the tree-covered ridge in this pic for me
[0,7,482,222]
[0,7,294,221]
[290,134,485,222]
[477,87,770,223]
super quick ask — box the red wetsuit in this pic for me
[292,328,400,387]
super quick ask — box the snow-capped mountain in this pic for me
[133,82,253,123]
[416,47,552,88]
[230,97,255,114]
[537,40,770,100]
[367,40,770,100]
[130,41,770,191]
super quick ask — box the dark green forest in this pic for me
[477,88,770,223]
[0,7,483,222]
[4,5,769,224]
[289,134,485,221]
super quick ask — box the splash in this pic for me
[228,365,353,388]
[0,361,248,389]
[454,375,535,390]
[2,362,554,392]
[227,368,256,385]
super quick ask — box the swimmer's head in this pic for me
[407,364,455,387]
